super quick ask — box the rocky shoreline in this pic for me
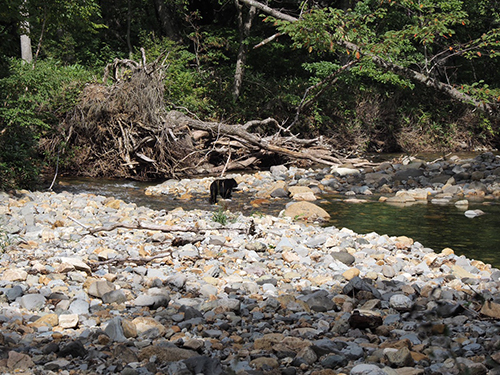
[145,152,500,219]
[0,153,500,374]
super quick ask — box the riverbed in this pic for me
[54,175,500,268]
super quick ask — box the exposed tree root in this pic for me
[61,51,363,181]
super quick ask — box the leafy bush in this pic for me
[0,58,94,190]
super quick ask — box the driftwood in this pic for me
[68,216,251,235]
[69,216,255,270]
[165,110,344,167]
[61,50,361,181]
[90,252,173,270]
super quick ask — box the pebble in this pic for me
[0,153,500,374]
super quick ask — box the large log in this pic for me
[165,110,342,166]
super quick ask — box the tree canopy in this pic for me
[1,0,500,188]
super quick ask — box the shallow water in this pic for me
[54,177,500,269]
[319,195,500,269]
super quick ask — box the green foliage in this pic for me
[0,125,39,190]
[0,58,94,189]
[0,228,14,252]
[211,207,238,226]
[26,0,104,65]
[137,34,224,117]
[212,208,229,225]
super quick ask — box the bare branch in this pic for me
[253,32,283,49]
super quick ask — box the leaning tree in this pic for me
[239,0,500,116]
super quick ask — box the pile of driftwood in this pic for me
[62,49,355,180]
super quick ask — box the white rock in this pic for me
[389,294,414,311]
[464,209,485,218]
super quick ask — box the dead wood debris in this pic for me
[68,216,250,236]
[62,50,367,181]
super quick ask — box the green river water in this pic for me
[55,178,500,269]
[320,196,500,269]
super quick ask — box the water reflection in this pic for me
[319,195,500,269]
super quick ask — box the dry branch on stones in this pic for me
[68,216,251,236]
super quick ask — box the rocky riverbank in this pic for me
[144,152,500,221]
[1,153,500,374]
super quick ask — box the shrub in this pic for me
[0,58,94,190]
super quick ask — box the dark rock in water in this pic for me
[430,174,452,184]
[394,168,424,181]
[270,188,289,198]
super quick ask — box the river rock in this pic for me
[133,293,170,309]
[288,186,317,201]
[132,316,167,336]
[1,161,500,374]
[385,191,416,204]
[20,294,46,311]
[7,351,34,371]
[350,364,387,375]
[104,317,127,342]
[58,257,92,274]
[2,269,28,281]
[389,294,413,311]
[284,201,330,221]
[332,167,361,177]
[88,280,116,298]
[58,314,78,329]
[138,345,197,363]
[464,209,485,218]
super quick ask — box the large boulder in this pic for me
[283,201,330,221]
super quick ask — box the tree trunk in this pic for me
[233,0,257,101]
[20,0,32,63]
[239,0,498,115]
[20,34,32,63]
[153,0,180,41]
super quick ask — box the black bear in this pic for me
[210,178,238,204]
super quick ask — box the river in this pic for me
[53,175,500,269]
[321,195,500,269]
